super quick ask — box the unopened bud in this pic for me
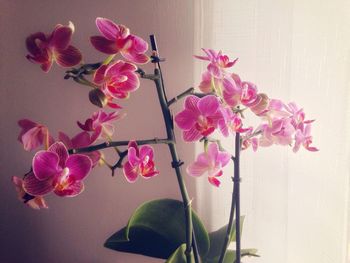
[89,88,107,108]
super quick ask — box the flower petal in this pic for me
[183,127,202,142]
[123,161,138,183]
[65,154,92,180]
[51,25,73,50]
[208,176,221,187]
[96,17,120,41]
[128,147,140,167]
[33,151,60,180]
[187,160,208,177]
[26,32,47,56]
[93,65,108,84]
[184,95,200,112]
[54,181,84,197]
[198,95,220,116]
[55,45,82,67]
[139,145,154,161]
[23,172,54,196]
[175,110,197,130]
[90,36,119,54]
[48,142,69,168]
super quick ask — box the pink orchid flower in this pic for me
[241,128,259,152]
[77,110,124,143]
[18,119,54,151]
[195,48,237,78]
[240,82,258,106]
[58,131,101,167]
[93,60,140,99]
[90,17,149,64]
[259,118,295,147]
[187,143,231,187]
[175,95,224,142]
[26,22,82,72]
[23,142,92,197]
[12,175,48,209]
[123,141,159,182]
[293,124,318,152]
[218,107,250,136]
[222,73,242,107]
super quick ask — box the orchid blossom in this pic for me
[58,131,101,167]
[23,142,92,197]
[77,110,124,143]
[93,60,140,99]
[26,22,82,72]
[175,95,224,141]
[12,176,48,210]
[90,17,149,64]
[187,143,231,187]
[18,119,54,151]
[123,141,159,182]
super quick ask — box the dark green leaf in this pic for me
[206,216,245,259]
[165,243,194,263]
[104,199,209,259]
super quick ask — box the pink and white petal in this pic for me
[139,145,154,161]
[194,55,210,61]
[55,45,82,67]
[208,176,221,187]
[198,95,220,116]
[187,161,208,177]
[123,161,139,183]
[217,152,231,167]
[127,147,141,167]
[142,170,159,178]
[21,127,42,151]
[33,151,60,180]
[128,141,139,155]
[175,110,197,130]
[93,65,108,84]
[96,17,120,40]
[90,126,102,143]
[184,95,200,112]
[71,131,92,147]
[54,181,84,197]
[207,143,219,160]
[207,64,221,78]
[23,172,54,196]
[48,142,69,167]
[90,36,119,54]
[128,35,148,53]
[183,127,202,142]
[118,72,140,92]
[65,154,92,180]
[121,62,138,72]
[51,25,72,50]
[121,50,150,64]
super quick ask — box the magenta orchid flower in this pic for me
[26,22,82,72]
[187,143,231,187]
[77,110,124,143]
[293,124,318,152]
[12,175,48,209]
[123,141,159,182]
[23,142,92,197]
[93,60,140,99]
[18,119,54,151]
[195,48,237,78]
[90,17,149,64]
[175,95,224,142]
[58,131,101,167]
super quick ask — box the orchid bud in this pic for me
[89,88,107,108]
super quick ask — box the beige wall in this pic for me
[0,1,196,262]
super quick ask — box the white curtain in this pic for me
[193,1,350,263]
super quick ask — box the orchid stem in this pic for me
[167,87,195,106]
[218,132,241,263]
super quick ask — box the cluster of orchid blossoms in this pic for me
[13,17,317,210]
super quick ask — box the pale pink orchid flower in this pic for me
[18,119,54,151]
[12,175,48,210]
[259,118,295,147]
[175,95,224,142]
[195,48,237,78]
[90,17,149,64]
[187,143,231,187]
[123,141,159,182]
[77,110,124,143]
[222,73,242,107]
[218,107,250,137]
[241,128,259,152]
[26,22,82,72]
[58,131,101,167]
[23,142,92,197]
[293,124,319,152]
[93,60,140,99]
